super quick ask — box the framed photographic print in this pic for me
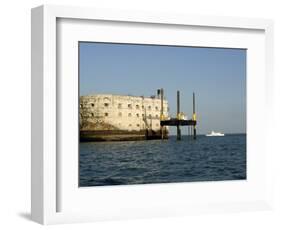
[31,5,274,224]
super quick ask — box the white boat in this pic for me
[206,131,225,136]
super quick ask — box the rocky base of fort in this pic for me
[80,130,168,142]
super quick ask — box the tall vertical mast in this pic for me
[193,92,197,140]
[160,88,164,119]
[177,90,181,140]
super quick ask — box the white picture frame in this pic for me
[31,5,274,225]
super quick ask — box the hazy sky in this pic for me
[79,42,246,135]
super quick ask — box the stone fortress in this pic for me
[80,90,169,141]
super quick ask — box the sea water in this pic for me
[79,134,246,186]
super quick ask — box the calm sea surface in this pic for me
[79,134,246,187]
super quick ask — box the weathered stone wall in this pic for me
[80,94,169,132]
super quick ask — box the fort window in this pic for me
[155,106,158,110]
[104,103,109,107]
[104,113,108,117]
[129,124,132,127]
[149,114,152,118]
[91,103,94,107]
[128,104,132,109]
[136,113,139,117]
[118,103,122,108]
[136,124,140,127]
[118,112,122,117]
[128,113,132,117]
[156,114,159,118]
[142,114,144,117]
[142,105,144,109]
[91,113,94,117]
[136,105,140,109]
[80,104,83,108]
[148,106,151,110]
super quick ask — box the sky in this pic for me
[79,42,246,135]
